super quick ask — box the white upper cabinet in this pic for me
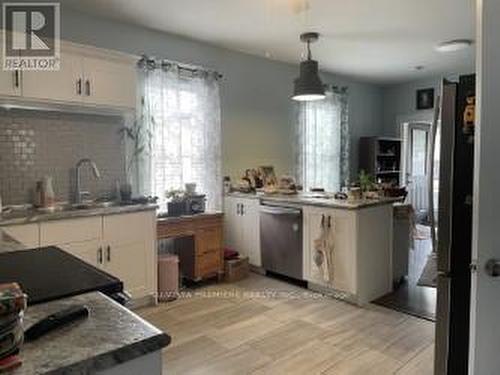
[0,40,137,111]
[0,35,21,97]
[0,69,21,97]
[82,55,137,109]
[22,50,83,103]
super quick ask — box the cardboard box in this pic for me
[224,257,249,282]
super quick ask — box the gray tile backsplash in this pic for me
[0,109,127,205]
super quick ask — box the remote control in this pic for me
[24,305,90,342]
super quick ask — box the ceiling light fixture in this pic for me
[292,32,325,101]
[435,39,473,53]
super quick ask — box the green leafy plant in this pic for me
[165,189,186,202]
[358,170,377,192]
[119,96,154,175]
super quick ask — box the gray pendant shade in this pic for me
[292,59,325,101]
[292,32,326,101]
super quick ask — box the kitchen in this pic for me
[0,1,497,374]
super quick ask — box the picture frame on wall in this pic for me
[416,88,435,110]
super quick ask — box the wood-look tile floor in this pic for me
[138,273,435,375]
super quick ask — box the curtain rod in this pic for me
[138,55,223,79]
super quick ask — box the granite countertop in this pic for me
[0,204,157,227]
[226,192,403,210]
[14,292,170,375]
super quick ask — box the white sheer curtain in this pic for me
[294,88,349,193]
[136,63,222,210]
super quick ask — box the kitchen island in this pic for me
[13,292,170,375]
[225,193,402,305]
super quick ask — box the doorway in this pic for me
[403,122,432,224]
[374,121,437,322]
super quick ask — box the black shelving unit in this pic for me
[359,136,402,186]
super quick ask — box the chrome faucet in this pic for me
[75,158,101,204]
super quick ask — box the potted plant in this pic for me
[358,170,379,199]
[119,96,154,195]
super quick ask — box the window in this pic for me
[135,64,222,210]
[294,89,349,192]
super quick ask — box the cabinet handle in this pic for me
[85,79,91,96]
[97,247,103,264]
[236,204,240,216]
[241,204,245,216]
[76,78,82,95]
[14,70,19,88]
[106,245,111,262]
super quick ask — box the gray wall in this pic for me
[382,72,474,137]
[0,110,125,205]
[382,77,442,137]
[60,7,385,181]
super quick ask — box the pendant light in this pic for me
[292,32,325,101]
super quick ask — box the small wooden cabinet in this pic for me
[157,214,224,281]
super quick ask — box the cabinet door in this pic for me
[57,239,102,268]
[2,223,39,248]
[303,208,356,294]
[105,241,150,298]
[303,209,330,286]
[22,51,83,103]
[195,228,222,278]
[0,69,20,97]
[330,210,356,294]
[241,199,261,266]
[223,197,241,251]
[103,211,155,299]
[0,34,21,97]
[83,56,136,109]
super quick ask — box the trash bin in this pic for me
[158,254,179,302]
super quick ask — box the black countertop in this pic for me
[0,247,124,305]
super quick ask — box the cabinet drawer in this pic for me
[196,249,220,277]
[40,217,101,246]
[195,229,220,256]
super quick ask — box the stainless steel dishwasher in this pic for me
[260,204,303,280]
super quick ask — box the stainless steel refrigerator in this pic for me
[432,75,475,375]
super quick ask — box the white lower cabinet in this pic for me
[223,196,261,267]
[303,206,356,295]
[102,212,156,300]
[56,239,102,268]
[2,223,39,249]
[37,211,156,300]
